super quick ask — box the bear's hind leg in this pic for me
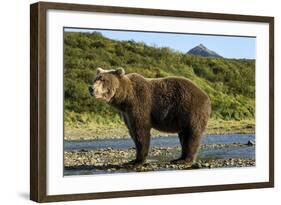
[172,129,201,164]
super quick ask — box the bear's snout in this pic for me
[88,86,94,96]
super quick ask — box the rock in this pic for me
[191,162,202,169]
[105,147,113,151]
[245,124,254,129]
[246,140,255,146]
[170,164,177,169]
[128,147,136,150]
[237,159,243,165]
[94,151,102,155]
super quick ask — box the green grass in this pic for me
[207,118,255,135]
[64,116,255,140]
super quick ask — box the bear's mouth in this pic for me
[94,94,105,99]
[93,92,109,101]
[91,86,113,102]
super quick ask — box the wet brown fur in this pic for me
[90,68,211,165]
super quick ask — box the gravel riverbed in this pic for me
[64,143,255,174]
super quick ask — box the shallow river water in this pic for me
[64,134,255,160]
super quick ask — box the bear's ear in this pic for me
[114,67,125,76]
[96,67,104,75]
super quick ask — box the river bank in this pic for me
[64,142,255,175]
[64,119,255,140]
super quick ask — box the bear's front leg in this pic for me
[128,128,151,166]
[121,111,151,166]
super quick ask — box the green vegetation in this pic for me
[64,31,255,134]
[65,119,255,140]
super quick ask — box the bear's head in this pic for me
[89,67,125,102]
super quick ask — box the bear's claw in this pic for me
[123,159,144,168]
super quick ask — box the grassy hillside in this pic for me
[64,31,255,127]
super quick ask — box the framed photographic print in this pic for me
[30,1,274,202]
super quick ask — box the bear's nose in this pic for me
[88,86,94,95]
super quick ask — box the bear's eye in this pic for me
[97,76,104,82]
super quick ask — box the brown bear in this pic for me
[89,67,211,165]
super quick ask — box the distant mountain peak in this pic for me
[198,43,206,48]
[187,44,222,58]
